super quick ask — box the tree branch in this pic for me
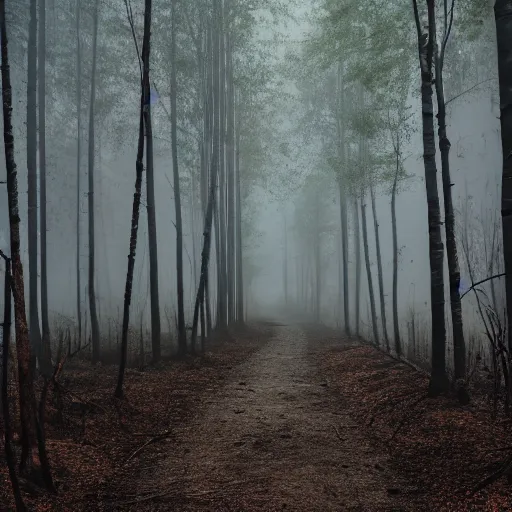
[152,81,198,140]
[412,0,423,40]
[472,454,512,493]
[446,77,497,106]
[123,0,142,83]
[461,273,506,300]
[440,0,455,70]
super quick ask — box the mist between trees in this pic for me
[0,0,512,507]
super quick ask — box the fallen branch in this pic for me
[472,454,512,493]
[117,490,178,505]
[53,381,107,414]
[358,334,430,377]
[124,429,172,463]
[115,477,266,505]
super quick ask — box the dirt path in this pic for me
[124,324,408,511]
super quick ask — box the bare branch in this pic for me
[123,0,142,82]
[472,455,512,493]
[440,0,455,70]
[152,81,199,140]
[411,0,423,40]
[460,273,506,300]
[446,77,497,106]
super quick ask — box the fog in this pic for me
[0,0,505,371]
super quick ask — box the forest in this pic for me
[0,0,512,510]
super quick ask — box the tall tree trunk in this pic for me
[235,104,244,324]
[315,190,321,322]
[200,293,206,351]
[203,20,213,336]
[171,0,186,355]
[309,252,315,313]
[354,197,361,337]
[27,0,42,367]
[336,62,350,335]
[304,257,309,311]
[300,255,305,307]
[88,0,100,364]
[488,219,499,314]
[434,9,467,395]
[495,0,512,358]
[191,172,198,290]
[361,198,379,345]
[75,0,82,352]
[370,184,389,351]
[199,32,208,219]
[115,108,143,397]
[191,153,218,348]
[295,252,300,305]
[413,0,448,396]
[1,254,26,511]
[143,0,161,362]
[39,0,51,371]
[339,184,350,334]
[212,0,222,330]
[205,268,212,334]
[391,145,401,356]
[217,0,227,330]
[213,185,220,325]
[115,1,147,397]
[338,230,343,320]
[226,24,235,324]
[283,211,288,305]
[1,2,37,470]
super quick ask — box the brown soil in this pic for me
[2,321,512,511]
[110,323,408,511]
[0,324,270,511]
[306,324,512,512]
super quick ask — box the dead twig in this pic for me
[53,381,108,413]
[115,477,266,505]
[116,490,176,505]
[332,424,344,442]
[124,429,172,463]
[389,395,428,441]
[68,339,91,359]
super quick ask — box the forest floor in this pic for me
[1,321,512,511]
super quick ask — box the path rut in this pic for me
[128,324,407,511]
